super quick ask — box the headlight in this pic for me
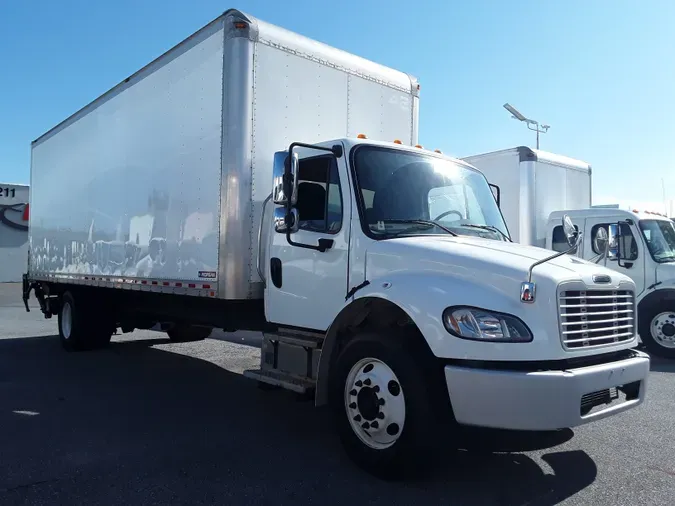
[442,306,532,342]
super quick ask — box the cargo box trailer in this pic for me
[462,146,592,247]
[24,10,649,479]
[0,183,29,282]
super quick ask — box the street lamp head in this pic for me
[503,103,527,122]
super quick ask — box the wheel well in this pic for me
[315,297,438,407]
[638,289,675,318]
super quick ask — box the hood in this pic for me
[656,262,675,288]
[365,235,629,287]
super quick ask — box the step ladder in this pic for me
[243,328,325,394]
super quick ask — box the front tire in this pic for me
[639,302,675,359]
[329,331,441,480]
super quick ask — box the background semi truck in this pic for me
[23,9,649,479]
[464,146,675,359]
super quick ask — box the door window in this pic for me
[295,156,343,234]
[591,223,638,260]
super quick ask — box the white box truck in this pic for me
[462,146,592,247]
[23,10,649,479]
[464,146,675,360]
[0,183,30,282]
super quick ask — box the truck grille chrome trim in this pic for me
[558,287,636,350]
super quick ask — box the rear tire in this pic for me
[58,291,113,351]
[639,302,675,359]
[167,325,212,343]
[329,330,441,480]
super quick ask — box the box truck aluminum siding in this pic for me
[23,10,649,479]
[462,146,592,247]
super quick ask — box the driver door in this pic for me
[264,147,351,331]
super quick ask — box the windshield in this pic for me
[352,146,509,240]
[639,219,675,263]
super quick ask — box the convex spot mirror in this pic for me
[273,207,299,234]
[593,226,609,256]
[562,214,580,248]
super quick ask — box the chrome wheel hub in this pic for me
[344,357,406,450]
[651,312,675,349]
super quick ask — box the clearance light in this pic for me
[233,21,248,29]
[415,144,423,149]
[393,139,402,144]
[434,149,442,153]
[357,134,367,139]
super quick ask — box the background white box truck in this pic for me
[0,183,30,282]
[23,10,649,479]
[464,146,675,359]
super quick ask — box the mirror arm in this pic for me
[527,237,581,283]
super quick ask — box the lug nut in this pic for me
[349,402,357,409]
[379,398,385,406]
[364,378,372,386]
[362,422,370,429]
[353,414,362,422]
[373,385,380,393]
[350,389,357,396]
[370,421,379,429]
[355,380,363,387]
[377,412,385,419]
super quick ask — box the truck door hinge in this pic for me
[346,280,370,301]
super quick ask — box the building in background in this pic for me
[0,183,29,282]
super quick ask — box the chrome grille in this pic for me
[559,289,635,350]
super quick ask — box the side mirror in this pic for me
[273,207,299,234]
[607,223,619,260]
[562,214,580,248]
[593,226,609,256]
[272,151,299,206]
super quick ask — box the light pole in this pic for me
[503,103,550,150]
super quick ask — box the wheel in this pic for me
[639,302,675,359]
[166,325,212,343]
[58,291,113,352]
[329,331,441,480]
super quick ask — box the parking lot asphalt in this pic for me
[1,282,674,505]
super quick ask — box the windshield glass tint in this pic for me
[639,219,675,262]
[353,146,509,240]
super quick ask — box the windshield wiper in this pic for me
[457,224,511,241]
[377,219,458,236]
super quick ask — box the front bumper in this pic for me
[444,350,650,431]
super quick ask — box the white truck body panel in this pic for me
[0,183,30,282]
[28,9,419,300]
[462,147,591,247]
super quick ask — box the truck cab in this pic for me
[248,136,649,476]
[546,208,675,358]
